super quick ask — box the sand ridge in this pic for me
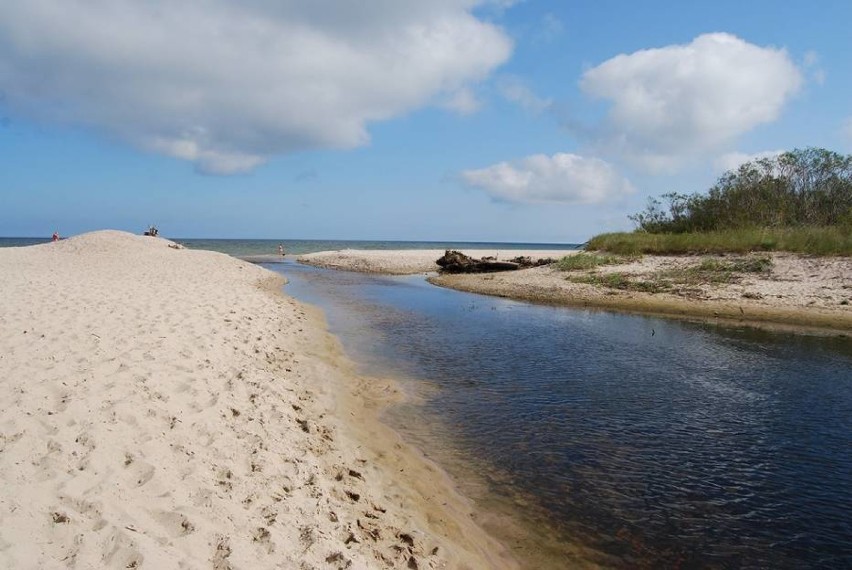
[0,231,515,569]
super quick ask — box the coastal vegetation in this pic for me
[585,148,852,256]
[553,253,627,271]
[562,255,774,296]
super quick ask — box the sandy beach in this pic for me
[299,249,852,333]
[298,250,570,275]
[0,231,515,569]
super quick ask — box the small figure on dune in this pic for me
[52,231,60,242]
[144,225,159,237]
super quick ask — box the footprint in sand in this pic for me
[101,528,144,569]
[123,459,155,487]
[148,510,195,537]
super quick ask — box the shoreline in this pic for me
[0,231,516,569]
[298,249,573,275]
[299,249,852,334]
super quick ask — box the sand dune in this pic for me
[0,231,514,569]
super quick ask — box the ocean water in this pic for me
[176,238,582,256]
[0,236,582,257]
[273,260,852,569]
[0,237,53,248]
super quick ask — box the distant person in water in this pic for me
[278,244,285,256]
[52,231,59,242]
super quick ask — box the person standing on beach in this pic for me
[278,243,285,256]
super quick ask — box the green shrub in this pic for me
[629,148,852,234]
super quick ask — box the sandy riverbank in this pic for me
[298,249,571,275]
[299,249,852,333]
[0,231,516,569]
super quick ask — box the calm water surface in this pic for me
[0,237,581,257]
[273,261,852,569]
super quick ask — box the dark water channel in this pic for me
[271,261,852,569]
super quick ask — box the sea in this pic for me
[3,236,850,568]
[0,237,583,256]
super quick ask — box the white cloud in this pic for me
[497,76,552,114]
[461,153,633,204]
[580,33,802,171]
[715,150,785,173]
[443,87,483,115]
[0,1,512,173]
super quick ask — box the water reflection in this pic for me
[275,261,852,569]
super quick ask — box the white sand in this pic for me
[301,248,850,332]
[433,253,852,333]
[0,231,514,569]
[298,249,573,275]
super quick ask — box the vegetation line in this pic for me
[584,148,852,256]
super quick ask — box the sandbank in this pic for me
[0,231,516,569]
[298,249,571,275]
[299,249,852,334]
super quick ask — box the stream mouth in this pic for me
[274,261,852,569]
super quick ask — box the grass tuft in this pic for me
[566,255,773,294]
[554,253,627,271]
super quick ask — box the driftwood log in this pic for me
[436,250,556,273]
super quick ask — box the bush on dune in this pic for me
[589,148,852,256]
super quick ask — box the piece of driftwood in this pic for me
[507,255,557,267]
[436,250,520,273]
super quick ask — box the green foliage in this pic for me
[661,256,773,285]
[628,148,852,234]
[554,253,624,271]
[587,227,852,256]
[566,272,670,293]
[567,255,774,294]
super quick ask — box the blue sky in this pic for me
[2,0,851,242]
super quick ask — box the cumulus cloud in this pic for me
[461,153,633,204]
[580,33,802,171]
[497,76,552,114]
[715,150,785,174]
[0,1,512,173]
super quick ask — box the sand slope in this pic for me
[0,231,513,569]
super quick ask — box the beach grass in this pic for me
[586,226,852,256]
[658,256,773,285]
[564,255,774,294]
[566,272,671,294]
[553,252,628,271]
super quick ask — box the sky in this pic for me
[2,0,851,242]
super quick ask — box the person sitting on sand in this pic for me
[52,231,59,242]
